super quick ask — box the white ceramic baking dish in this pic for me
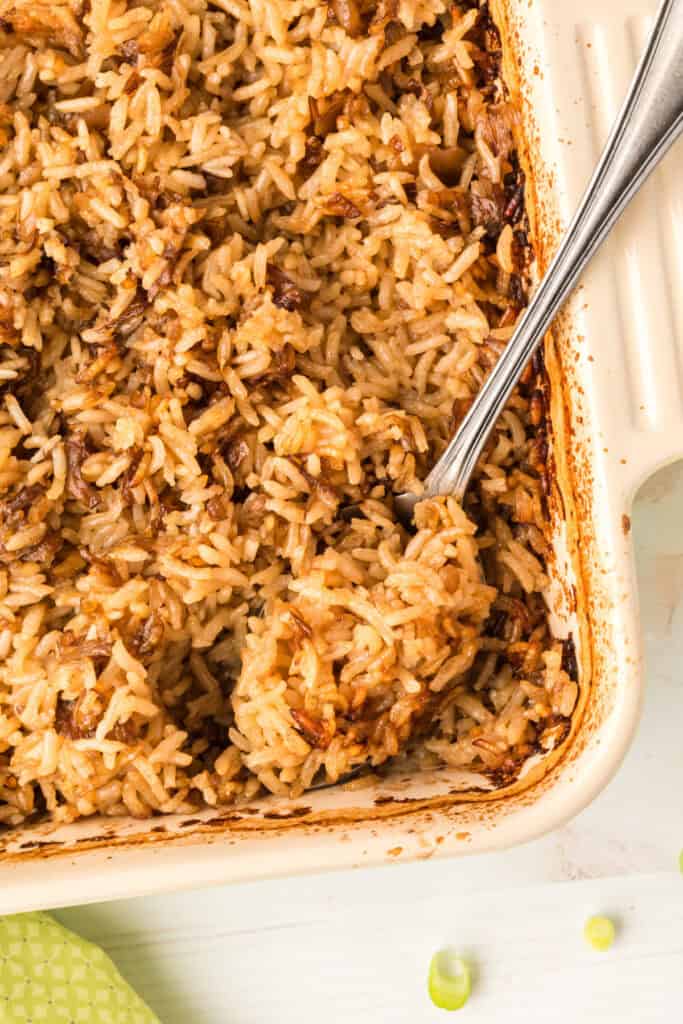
[1,0,681,915]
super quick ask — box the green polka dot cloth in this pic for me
[0,912,160,1023]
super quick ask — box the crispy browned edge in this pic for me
[0,0,596,859]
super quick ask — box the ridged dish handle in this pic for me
[563,0,683,504]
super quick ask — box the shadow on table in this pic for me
[55,905,199,1023]
[545,457,683,877]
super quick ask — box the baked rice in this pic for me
[0,0,578,826]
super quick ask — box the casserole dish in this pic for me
[1,0,681,914]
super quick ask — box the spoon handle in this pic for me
[424,0,683,503]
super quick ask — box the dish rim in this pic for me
[0,0,665,912]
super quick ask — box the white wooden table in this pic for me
[56,462,683,1022]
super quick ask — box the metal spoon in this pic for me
[312,0,682,792]
[394,0,683,524]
